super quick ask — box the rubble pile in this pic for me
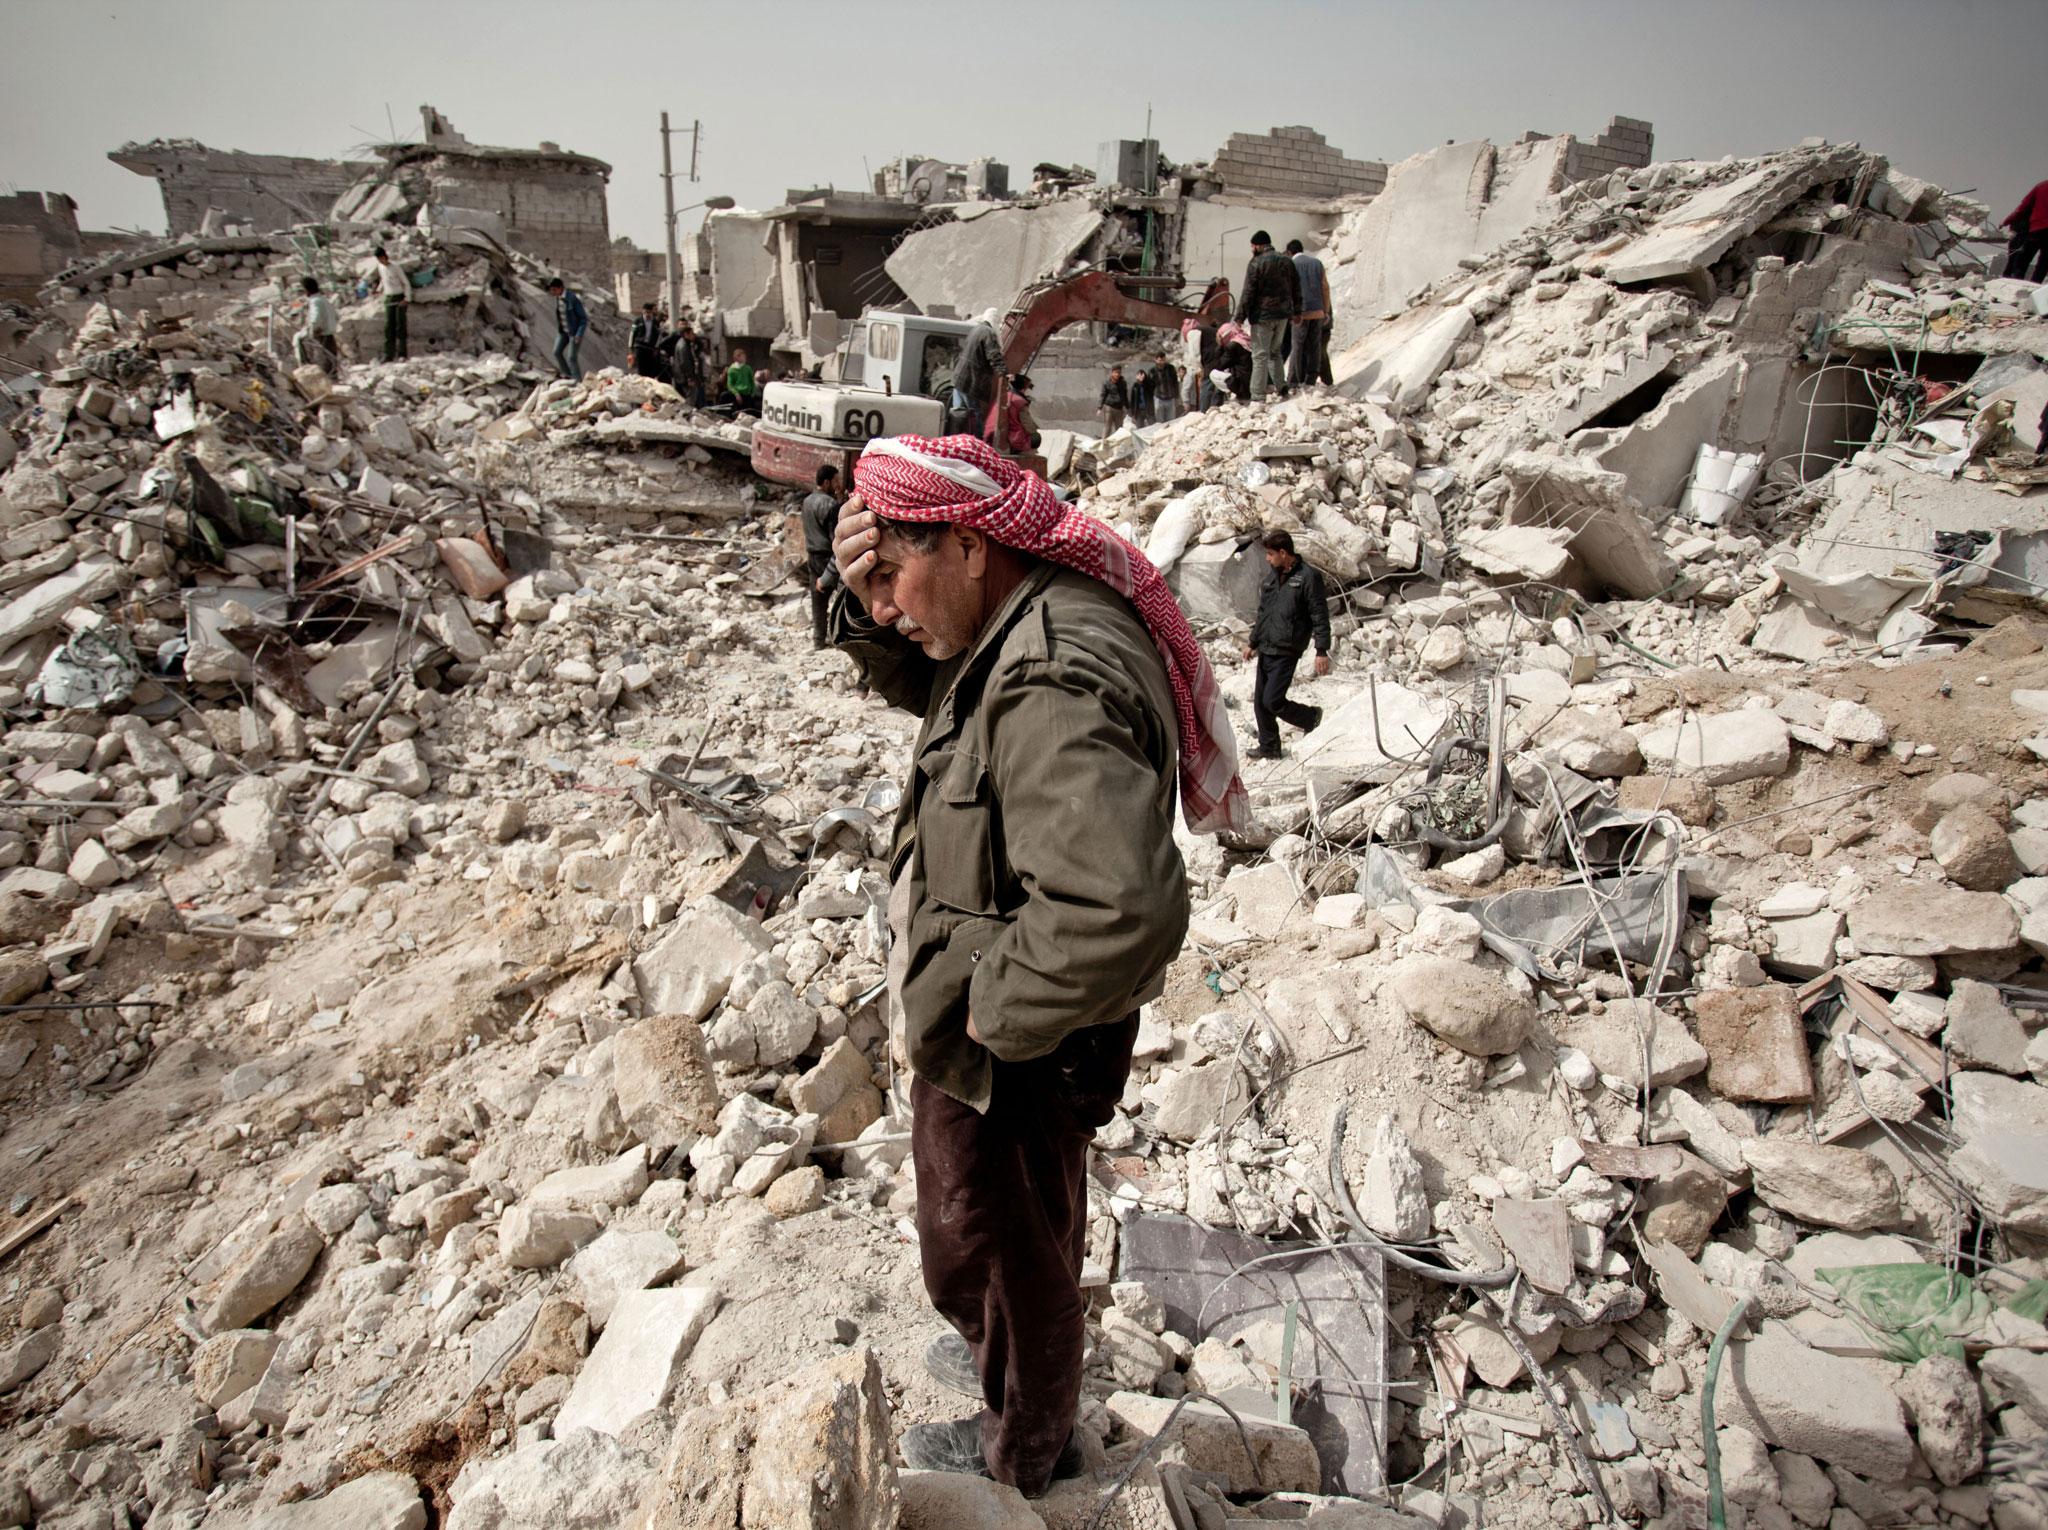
[40,219,626,377]
[465,370,759,523]
[0,129,2046,1530]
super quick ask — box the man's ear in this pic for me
[954,526,989,578]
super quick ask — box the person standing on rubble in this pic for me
[725,347,756,412]
[293,276,340,376]
[1098,364,1130,434]
[373,247,409,363]
[801,463,843,649]
[546,278,588,381]
[1285,239,1332,390]
[953,309,1007,441]
[1151,353,1179,423]
[669,322,706,406]
[1242,528,1330,760]
[827,433,1245,1498]
[1001,374,1041,454]
[1235,230,1300,402]
[2003,177,2048,283]
[630,302,666,377]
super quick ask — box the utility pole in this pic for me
[660,112,679,324]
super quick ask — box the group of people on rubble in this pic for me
[1088,230,1332,427]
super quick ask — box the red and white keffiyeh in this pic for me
[854,434,1249,835]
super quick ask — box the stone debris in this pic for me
[0,103,2044,1530]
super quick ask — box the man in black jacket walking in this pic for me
[1241,529,1330,759]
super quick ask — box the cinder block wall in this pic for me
[1210,127,1387,202]
[1562,116,1655,183]
[425,160,612,283]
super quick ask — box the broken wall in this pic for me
[1181,198,1339,291]
[1206,126,1387,202]
[412,157,612,284]
[1561,115,1656,183]
[1326,136,1572,354]
[704,211,783,344]
[109,142,370,237]
[884,201,1105,320]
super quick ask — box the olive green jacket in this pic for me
[837,563,1189,1111]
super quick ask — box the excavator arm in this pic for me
[998,271,1231,374]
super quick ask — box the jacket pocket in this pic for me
[918,747,998,915]
[903,910,1010,1075]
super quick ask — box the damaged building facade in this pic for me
[331,107,613,284]
[109,139,374,239]
[104,110,613,286]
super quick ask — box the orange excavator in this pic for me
[750,271,1230,489]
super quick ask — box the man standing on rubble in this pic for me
[801,463,843,649]
[293,276,340,376]
[1235,230,1300,402]
[953,309,1007,441]
[828,435,1245,1497]
[547,278,588,381]
[630,302,666,377]
[2004,177,2048,283]
[1285,239,1331,390]
[1243,529,1330,760]
[1098,364,1130,434]
[669,322,706,406]
[374,247,409,363]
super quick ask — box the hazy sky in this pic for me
[5,0,2046,249]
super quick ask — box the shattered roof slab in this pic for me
[1601,145,1866,285]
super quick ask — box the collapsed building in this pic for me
[674,115,1655,433]
[107,108,615,287]
[0,100,2047,1530]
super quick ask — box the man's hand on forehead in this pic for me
[833,494,882,610]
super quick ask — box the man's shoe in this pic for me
[1298,705,1324,733]
[924,1331,980,1398]
[901,1417,986,1475]
[899,1417,1089,1486]
[1246,745,1283,761]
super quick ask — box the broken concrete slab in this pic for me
[566,1228,684,1331]
[1601,145,1866,285]
[0,555,129,660]
[612,1013,722,1153]
[1846,884,2020,956]
[1490,1198,1574,1294]
[1336,302,1477,413]
[1943,980,2031,1075]
[1946,1071,2048,1233]
[249,1472,426,1530]
[555,1285,721,1438]
[1551,998,1706,1088]
[1296,682,1453,785]
[1694,985,1815,1103]
[1107,1391,1321,1495]
[1499,451,1675,598]
[632,897,775,1021]
[637,1346,895,1529]
[1714,1321,1918,1481]
[1739,1139,1900,1231]
[1457,525,1578,584]
[885,201,1104,322]
[1634,709,1791,786]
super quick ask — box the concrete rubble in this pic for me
[0,107,2046,1530]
